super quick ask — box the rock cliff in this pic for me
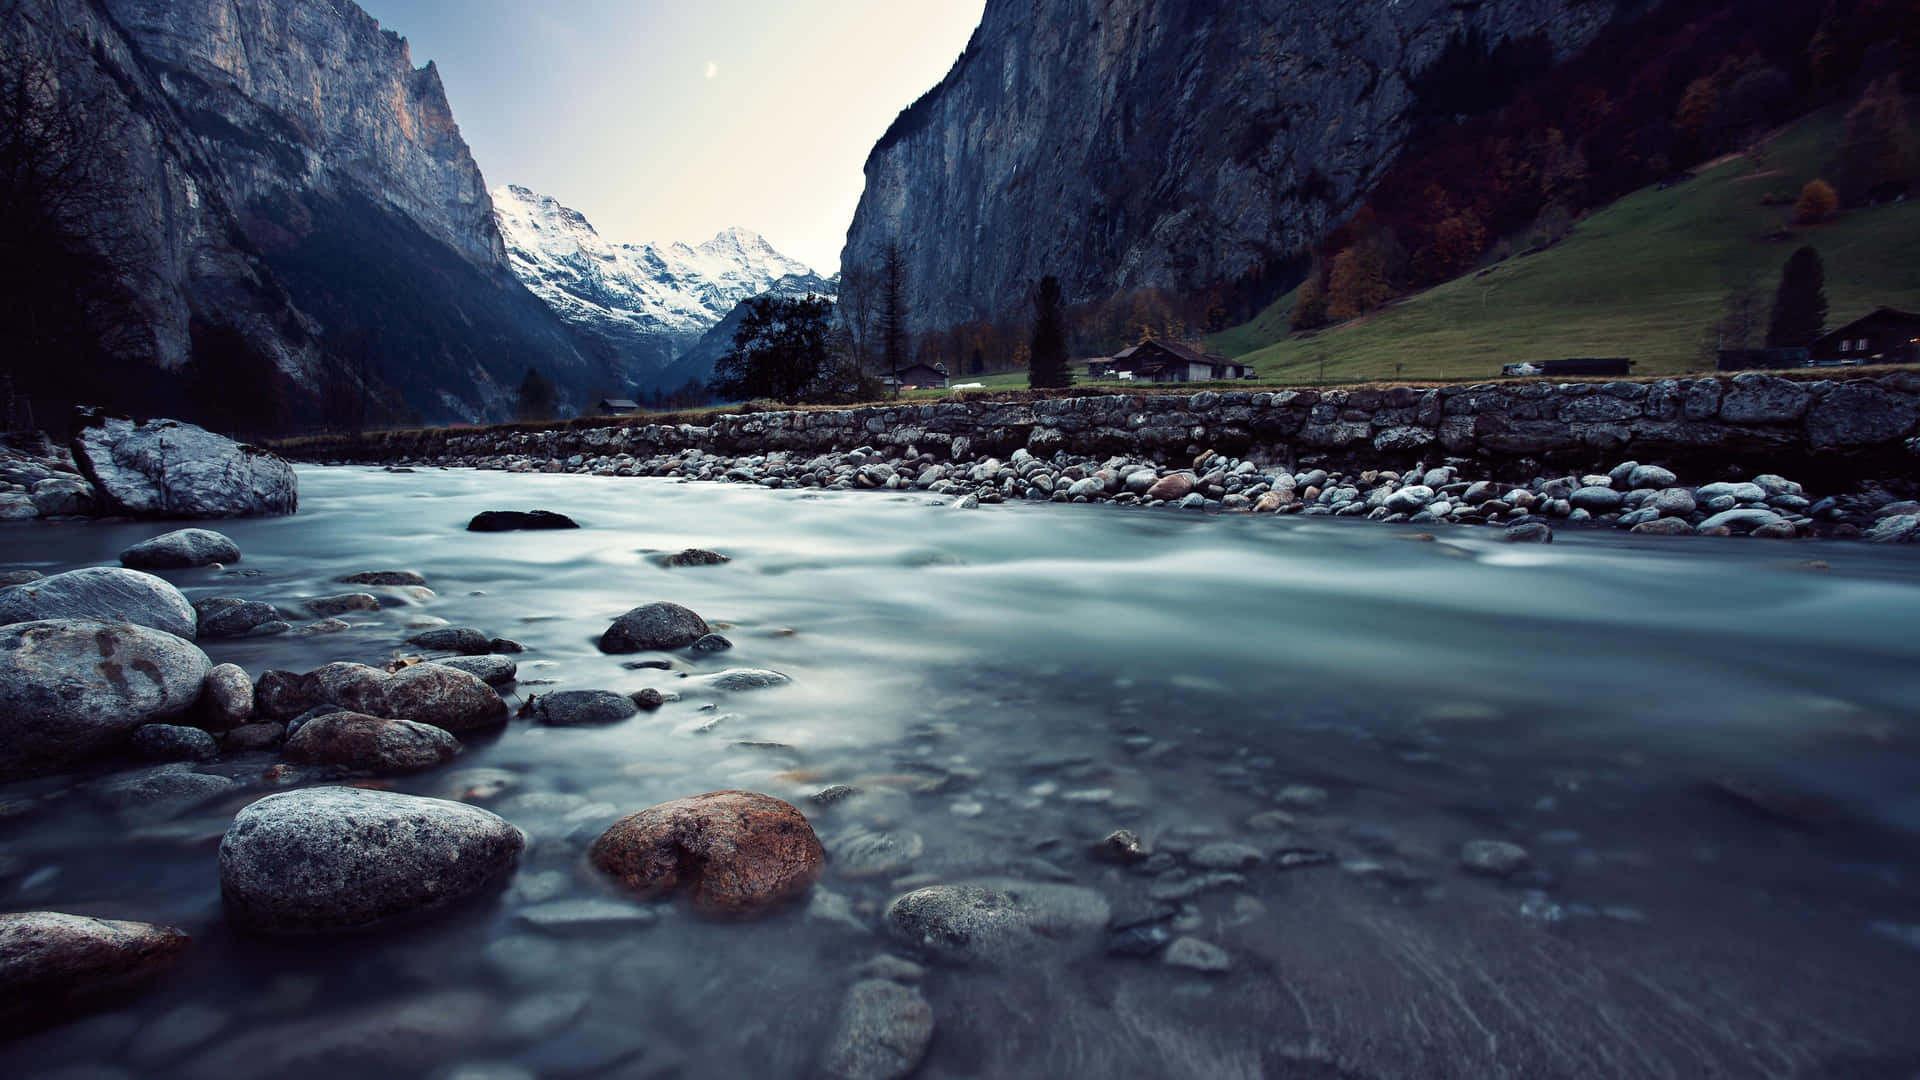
[841,0,1627,334]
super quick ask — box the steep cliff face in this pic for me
[842,0,1627,334]
[5,0,591,425]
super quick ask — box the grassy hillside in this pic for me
[1205,106,1920,382]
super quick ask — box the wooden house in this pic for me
[1812,308,1920,366]
[1095,340,1248,383]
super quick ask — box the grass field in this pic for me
[1203,106,1920,382]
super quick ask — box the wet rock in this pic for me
[630,687,666,711]
[1631,517,1693,536]
[406,626,491,655]
[71,415,297,518]
[219,787,524,935]
[0,569,43,585]
[195,598,280,638]
[1503,521,1554,543]
[1093,828,1147,863]
[0,567,196,640]
[1145,473,1195,500]
[467,510,578,532]
[818,979,934,1080]
[256,662,506,733]
[1627,464,1678,490]
[283,712,462,774]
[1696,508,1785,534]
[590,790,825,916]
[0,912,190,1034]
[1162,936,1232,972]
[1459,839,1531,876]
[811,784,861,807]
[700,668,793,692]
[304,593,379,617]
[0,619,211,780]
[130,724,219,762]
[530,690,637,727]
[118,528,240,570]
[429,655,517,686]
[690,633,733,653]
[184,989,495,1079]
[1864,514,1920,544]
[1275,784,1328,809]
[1568,486,1624,513]
[1147,872,1246,901]
[91,765,238,820]
[1649,488,1696,517]
[223,722,284,752]
[489,637,525,653]
[337,571,427,587]
[832,826,925,879]
[30,476,96,516]
[885,880,1110,965]
[661,548,730,567]
[597,601,711,653]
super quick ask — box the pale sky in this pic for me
[371,0,985,274]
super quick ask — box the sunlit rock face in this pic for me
[840,0,1624,333]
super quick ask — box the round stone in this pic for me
[597,602,711,654]
[118,528,241,570]
[282,712,462,774]
[530,690,637,727]
[589,790,825,916]
[0,567,196,640]
[0,912,190,1033]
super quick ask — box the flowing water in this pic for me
[5,466,1920,1078]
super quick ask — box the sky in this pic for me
[370,0,984,275]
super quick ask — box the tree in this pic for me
[1027,276,1070,389]
[878,242,910,374]
[706,294,837,405]
[1829,75,1917,205]
[1326,243,1396,322]
[1292,262,1329,330]
[1766,246,1828,348]
[516,368,558,422]
[1794,179,1839,224]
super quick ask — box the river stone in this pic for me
[1460,840,1531,876]
[701,668,793,692]
[1145,472,1195,501]
[1864,514,1920,543]
[1383,485,1434,514]
[118,528,240,570]
[283,712,462,774]
[0,567,196,640]
[884,880,1111,966]
[531,690,637,726]
[0,619,212,780]
[1695,481,1767,503]
[1696,508,1785,534]
[1568,486,1625,513]
[195,597,280,638]
[30,476,96,516]
[71,414,297,518]
[1649,488,1696,517]
[255,662,507,733]
[305,593,379,617]
[0,569,43,586]
[220,787,524,935]
[407,626,491,655]
[223,722,284,751]
[662,548,730,567]
[467,510,578,532]
[0,912,190,1034]
[1631,518,1693,536]
[337,570,428,587]
[690,632,733,653]
[1627,464,1678,490]
[198,663,254,728]
[1502,521,1553,543]
[429,655,517,686]
[589,790,825,916]
[818,979,935,1080]
[130,724,219,762]
[597,601,711,653]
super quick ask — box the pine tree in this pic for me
[1027,276,1070,389]
[516,368,558,422]
[879,242,909,374]
[1765,246,1828,348]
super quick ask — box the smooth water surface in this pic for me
[5,466,1920,1078]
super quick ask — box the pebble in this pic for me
[1162,936,1232,972]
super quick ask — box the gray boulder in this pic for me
[406,627,491,655]
[195,597,280,638]
[0,619,211,780]
[119,529,240,570]
[1865,514,1920,544]
[597,601,711,653]
[530,690,637,727]
[283,712,462,774]
[0,493,37,520]
[199,664,254,728]
[818,979,935,1080]
[1568,486,1625,513]
[0,912,190,1034]
[700,668,794,692]
[71,415,296,518]
[29,476,96,516]
[427,655,517,686]
[219,787,524,935]
[1695,481,1767,503]
[130,724,219,762]
[1649,488,1696,517]
[1502,521,1553,543]
[1696,508,1786,534]
[252,662,506,733]
[1627,464,1677,490]
[884,880,1109,966]
[0,567,196,640]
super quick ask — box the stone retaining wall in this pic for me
[297,373,1920,488]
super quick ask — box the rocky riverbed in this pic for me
[2,467,1919,1078]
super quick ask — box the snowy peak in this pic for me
[493,185,815,348]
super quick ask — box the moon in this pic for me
[704,60,718,79]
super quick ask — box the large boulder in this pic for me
[0,912,190,1034]
[598,601,711,653]
[530,689,638,726]
[884,880,1111,966]
[71,414,296,518]
[282,712,462,774]
[0,619,211,780]
[119,528,241,570]
[589,790,825,916]
[0,566,196,640]
[29,476,97,517]
[219,787,524,935]
[253,662,506,733]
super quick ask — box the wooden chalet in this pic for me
[888,363,949,390]
[596,398,640,415]
[1090,340,1249,383]
[1813,308,1920,366]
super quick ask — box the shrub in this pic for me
[1793,179,1839,224]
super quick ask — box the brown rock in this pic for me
[0,912,189,1034]
[590,790,825,916]
[252,663,504,733]
[283,712,461,774]
[1144,472,1195,501]
[224,722,286,751]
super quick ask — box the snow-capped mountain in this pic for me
[494,184,818,386]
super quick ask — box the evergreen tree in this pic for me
[707,294,836,405]
[879,242,909,374]
[1766,246,1828,348]
[516,368,558,422]
[1027,276,1070,389]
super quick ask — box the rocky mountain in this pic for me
[841,0,1631,335]
[494,185,819,389]
[3,0,594,426]
[654,271,842,393]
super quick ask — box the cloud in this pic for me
[704,60,718,79]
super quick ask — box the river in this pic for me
[6,465,1920,1078]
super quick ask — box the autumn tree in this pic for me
[1027,276,1070,389]
[1794,179,1839,224]
[1765,246,1828,348]
[1325,240,1398,322]
[1828,75,1917,206]
[1292,262,1330,330]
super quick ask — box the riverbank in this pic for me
[282,373,1920,542]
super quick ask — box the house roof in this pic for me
[1110,339,1231,367]
[598,399,639,409]
[1821,307,1920,339]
